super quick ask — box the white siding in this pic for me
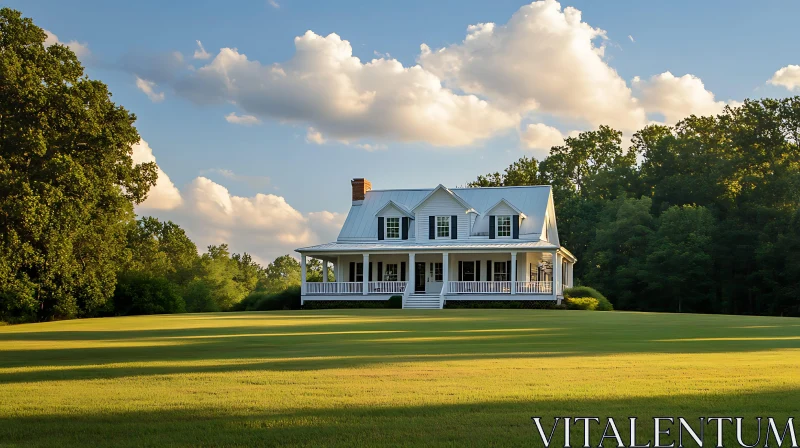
[414,189,470,241]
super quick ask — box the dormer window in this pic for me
[436,216,450,238]
[496,215,512,238]
[386,217,400,239]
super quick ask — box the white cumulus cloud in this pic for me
[632,72,728,124]
[132,139,344,262]
[418,0,646,133]
[131,139,183,210]
[768,65,800,91]
[172,31,518,146]
[135,77,166,102]
[126,0,737,151]
[193,40,211,60]
[43,29,90,59]
[225,112,261,125]
[521,123,568,152]
[305,127,326,144]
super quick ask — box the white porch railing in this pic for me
[448,281,511,294]
[515,281,553,294]
[368,281,407,294]
[446,281,554,294]
[305,281,407,295]
[306,282,363,295]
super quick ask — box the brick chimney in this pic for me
[351,178,371,204]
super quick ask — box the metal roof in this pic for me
[336,185,552,241]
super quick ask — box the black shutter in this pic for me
[458,261,463,281]
[429,216,435,239]
[476,261,481,281]
[402,217,409,240]
[377,217,384,240]
[489,216,496,239]
[512,215,520,239]
[377,262,383,281]
[349,262,355,282]
[400,262,406,281]
[451,215,457,239]
[369,262,373,281]
[486,260,492,281]
[506,260,511,281]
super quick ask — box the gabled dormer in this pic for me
[374,200,413,241]
[410,184,474,241]
[483,198,525,240]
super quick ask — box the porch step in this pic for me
[404,294,442,310]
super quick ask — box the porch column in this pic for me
[362,253,369,295]
[322,259,328,283]
[408,253,415,293]
[553,251,561,303]
[510,252,517,295]
[335,256,341,292]
[442,252,449,294]
[300,254,307,295]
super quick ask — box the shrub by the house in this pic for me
[565,297,599,310]
[564,286,613,311]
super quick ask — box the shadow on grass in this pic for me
[0,388,797,447]
[1,310,800,384]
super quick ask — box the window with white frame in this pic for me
[384,263,398,281]
[493,261,508,281]
[433,262,443,282]
[496,215,511,237]
[436,216,450,238]
[386,217,400,239]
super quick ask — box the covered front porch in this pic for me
[299,248,576,308]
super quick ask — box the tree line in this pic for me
[469,100,800,316]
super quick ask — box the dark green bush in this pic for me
[444,300,565,309]
[113,272,185,315]
[302,300,389,309]
[388,295,403,309]
[563,286,613,311]
[235,286,301,311]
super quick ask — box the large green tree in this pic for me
[0,9,156,321]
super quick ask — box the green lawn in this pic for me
[1,310,799,447]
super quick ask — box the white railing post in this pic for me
[510,252,517,295]
[408,252,415,294]
[300,254,307,295]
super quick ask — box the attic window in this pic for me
[436,216,450,238]
[496,216,511,237]
[386,217,400,239]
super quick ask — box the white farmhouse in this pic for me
[296,178,576,309]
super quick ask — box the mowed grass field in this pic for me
[1,310,799,447]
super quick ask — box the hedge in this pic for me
[563,286,613,311]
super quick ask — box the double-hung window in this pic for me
[431,262,443,282]
[384,263,398,281]
[436,216,450,238]
[493,262,508,281]
[496,215,511,237]
[386,217,400,239]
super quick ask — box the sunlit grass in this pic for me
[1,310,799,447]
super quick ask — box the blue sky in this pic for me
[10,0,800,262]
